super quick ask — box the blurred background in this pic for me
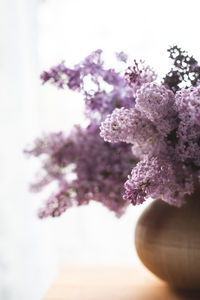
[1,0,200,299]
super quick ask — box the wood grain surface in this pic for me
[42,264,200,300]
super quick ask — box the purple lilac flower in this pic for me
[175,122,200,168]
[123,156,193,207]
[85,87,134,120]
[163,45,200,92]
[41,61,82,90]
[116,51,128,63]
[100,75,200,206]
[26,125,136,218]
[29,46,200,215]
[27,50,158,218]
[40,51,157,122]
[41,50,132,119]
[172,86,200,167]
[100,106,168,161]
[135,83,178,135]
[125,60,157,94]
[100,107,157,144]
[38,183,74,218]
[175,86,200,126]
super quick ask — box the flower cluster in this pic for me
[28,50,155,217]
[25,125,135,217]
[125,60,157,93]
[27,46,199,218]
[163,45,200,92]
[40,50,156,122]
[41,50,136,122]
[123,156,193,207]
[101,46,200,207]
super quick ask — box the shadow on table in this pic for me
[170,288,200,300]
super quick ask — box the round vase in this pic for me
[135,192,200,290]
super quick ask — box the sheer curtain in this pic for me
[0,1,57,299]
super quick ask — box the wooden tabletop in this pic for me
[42,264,200,300]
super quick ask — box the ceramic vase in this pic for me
[135,191,200,290]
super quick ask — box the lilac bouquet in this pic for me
[25,50,137,217]
[26,46,200,218]
[101,46,200,207]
